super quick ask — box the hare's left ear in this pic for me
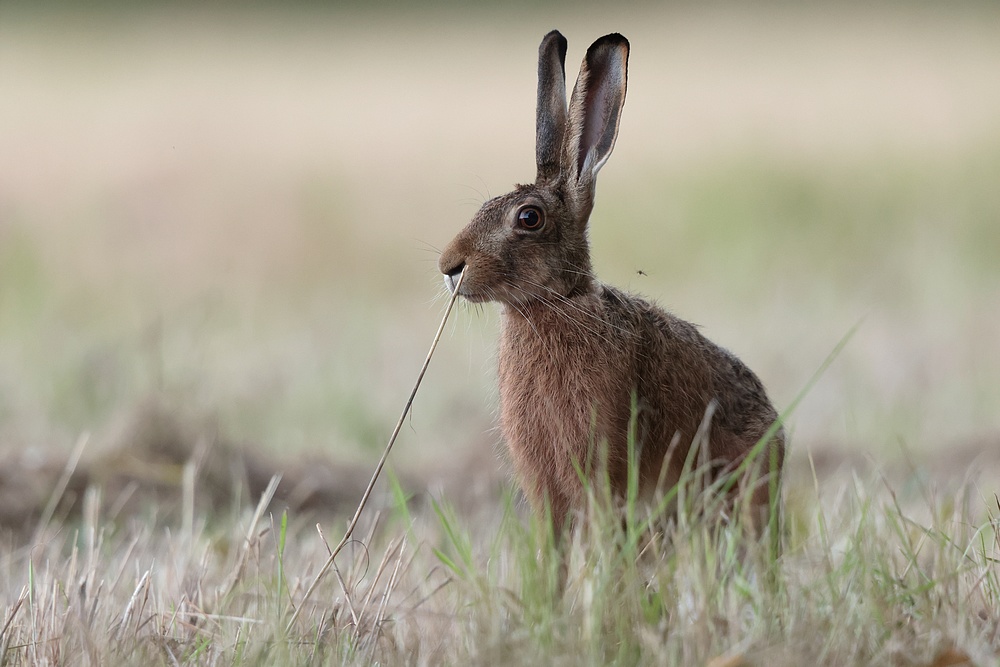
[535,30,569,185]
[562,34,629,202]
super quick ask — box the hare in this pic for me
[438,30,784,533]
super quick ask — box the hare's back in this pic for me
[601,285,780,456]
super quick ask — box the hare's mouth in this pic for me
[443,272,461,294]
[443,273,488,303]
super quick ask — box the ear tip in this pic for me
[540,29,568,55]
[589,33,630,55]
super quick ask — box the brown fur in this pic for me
[438,31,784,532]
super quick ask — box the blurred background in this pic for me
[1,2,999,518]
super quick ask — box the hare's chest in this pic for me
[496,315,630,454]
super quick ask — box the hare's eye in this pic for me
[517,206,544,231]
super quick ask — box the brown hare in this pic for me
[438,30,784,534]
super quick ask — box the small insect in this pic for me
[636,269,648,276]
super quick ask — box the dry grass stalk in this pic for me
[32,433,90,544]
[286,268,466,631]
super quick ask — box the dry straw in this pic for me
[287,268,466,631]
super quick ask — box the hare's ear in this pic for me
[563,34,629,203]
[535,30,568,185]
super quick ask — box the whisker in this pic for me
[411,238,444,254]
[504,294,560,370]
[458,179,490,205]
[502,278,618,350]
[474,174,492,201]
[517,277,631,340]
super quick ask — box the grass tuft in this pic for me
[0,457,997,664]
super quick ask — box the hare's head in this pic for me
[438,31,629,305]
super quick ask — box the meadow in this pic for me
[1,3,1000,664]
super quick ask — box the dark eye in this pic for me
[517,206,544,230]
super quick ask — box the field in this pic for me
[1,3,1000,664]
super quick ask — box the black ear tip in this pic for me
[541,29,568,56]
[589,33,630,54]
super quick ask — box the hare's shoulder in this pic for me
[599,283,776,427]
[598,284,706,349]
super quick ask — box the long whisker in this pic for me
[517,277,631,340]
[412,238,444,254]
[508,281,616,349]
[503,292,560,370]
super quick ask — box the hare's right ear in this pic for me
[535,30,568,185]
[562,34,629,212]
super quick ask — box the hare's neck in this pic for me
[500,288,602,333]
[561,259,596,299]
[565,272,598,299]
